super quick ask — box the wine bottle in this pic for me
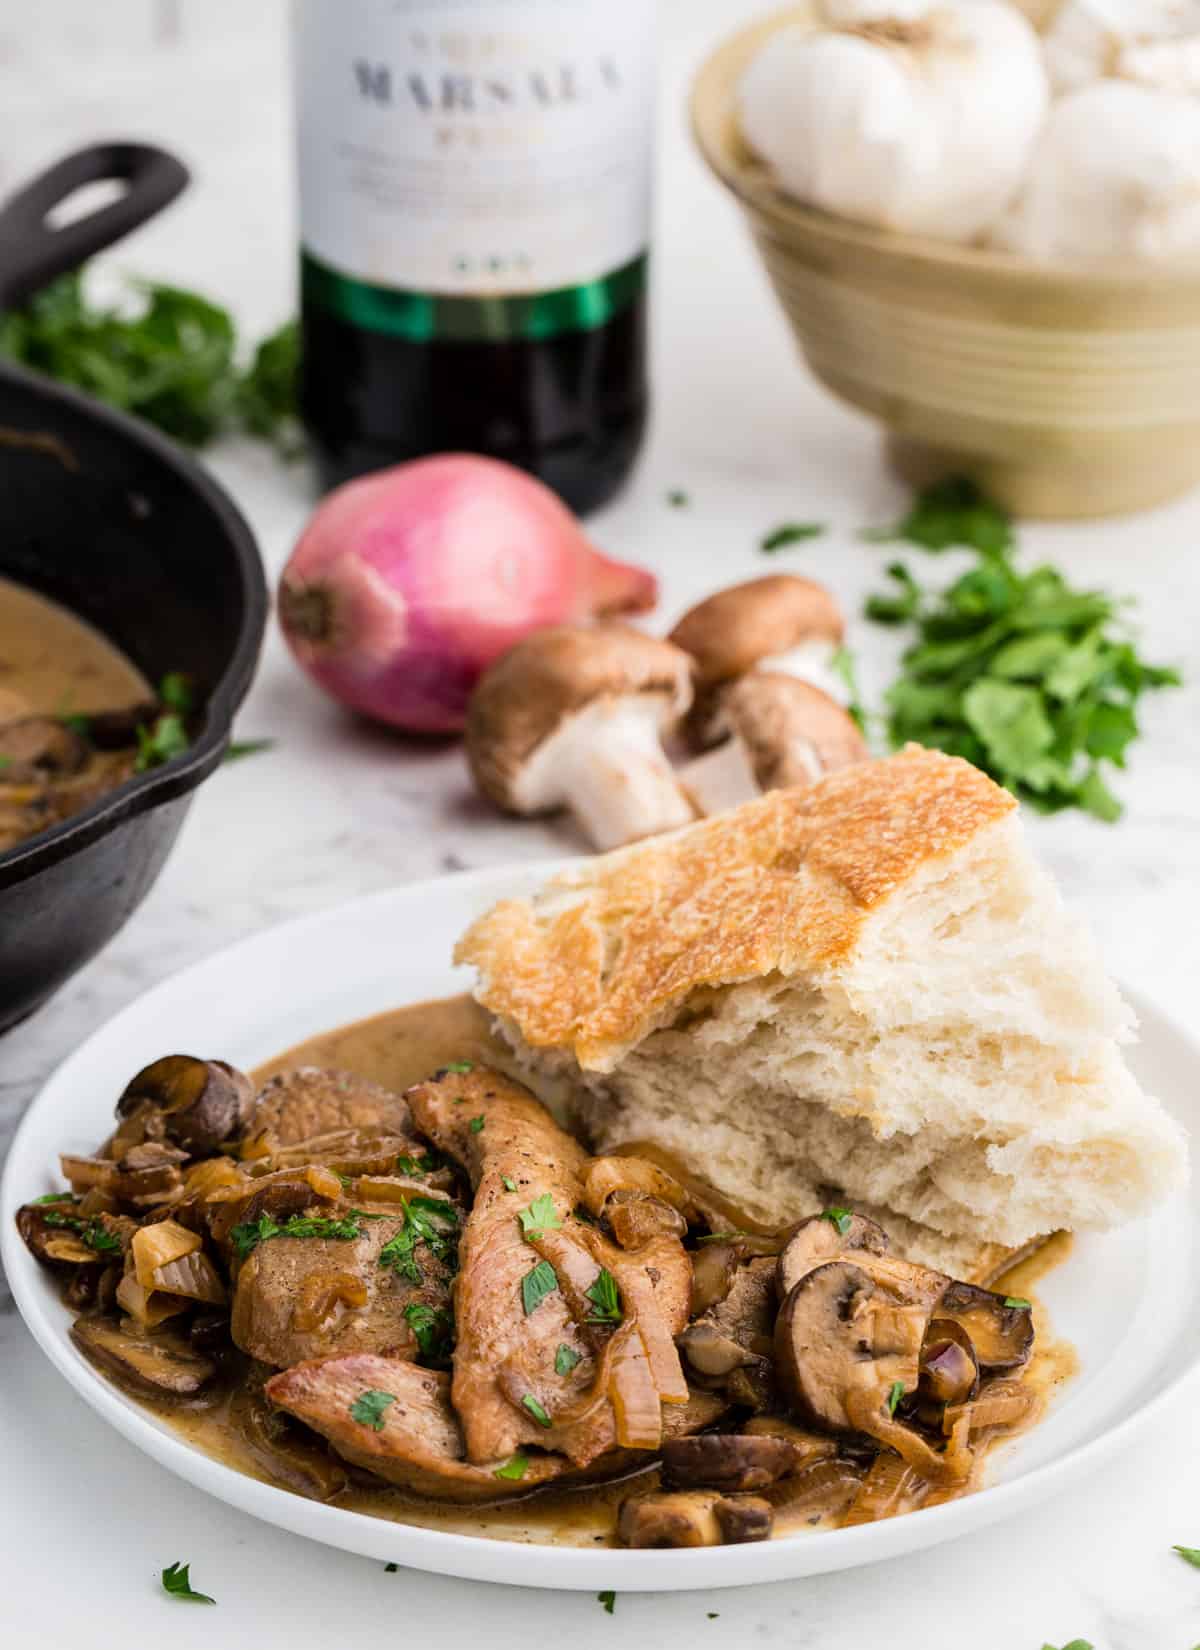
[292,0,655,512]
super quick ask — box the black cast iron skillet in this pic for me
[0,144,267,1032]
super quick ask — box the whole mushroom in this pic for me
[670,574,845,699]
[678,673,869,817]
[465,624,696,851]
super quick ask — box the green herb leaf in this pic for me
[31,1191,78,1205]
[41,1211,123,1254]
[1003,1296,1032,1310]
[864,561,922,626]
[760,521,825,552]
[403,1302,454,1362]
[522,1259,559,1316]
[495,1452,530,1481]
[231,1211,363,1261]
[235,317,303,455]
[829,643,869,734]
[224,738,275,764]
[886,1380,905,1416]
[1040,1642,1094,1650]
[158,672,194,714]
[349,1389,396,1431]
[865,476,1014,556]
[134,711,189,773]
[598,1591,616,1614]
[502,1175,518,1193]
[820,1206,853,1237]
[442,1061,473,1074]
[396,1150,443,1178]
[1174,1545,1200,1568]
[161,1561,215,1604]
[962,680,1054,777]
[518,1193,563,1240]
[522,1393,552,1428]
[384,1563,399,1572]
[468,1115,485,1134]
[555,1343,582,1377]
[585,1267,622,1325]
[666,489,689,508]
[378,1197,460,1285]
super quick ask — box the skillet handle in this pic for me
[0,143,189,310]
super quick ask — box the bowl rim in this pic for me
[0,361,268,889]
[689,3,1200,296]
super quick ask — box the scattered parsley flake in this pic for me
[31,1191,79,1205]
[502,1175,518,1193]
[160,1561,215,1604]
[598,1591,616,1614]
[1004,1296,1032,1311]
[522,1393,552,1428]
[518,1193,562,1241]
[555,1343,582,1377]
[495,1452,530,1481]
[231,1211,362,1261]
[41,1211,122,1254]
[585,1268,622,1325]
[378,1197,459,1285]
[522,1259,559,1316]
[403,1302,453,1362]
[442,1061,473,1074]
[666,489,689,508]
[349,1389,396,1431]
[158,672,194,714]
[224,738,275,764]
[821,1206,853,1237]
[1173,1545,1200,1569]
[468,1115,485,1134]
[886,1380,905,1417]
[695,1231,744,1246]
[384,1562,399,1573]
[760,521,825,552]
[134,711,189,773]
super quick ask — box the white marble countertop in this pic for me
[2,4,1200,1646]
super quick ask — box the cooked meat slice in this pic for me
[246,1068,421,1146]
[617,1489,774,1547]
[407,1066,601,1464]
[230,1195,459,1369]
[265,1354,570,1502]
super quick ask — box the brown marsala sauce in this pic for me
[154,994,1078,1547]
[0,578,148,716]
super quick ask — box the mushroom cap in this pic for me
[669,575,845,685]
[708,672,870,786]
[775,1209,890,1301]
[465,624,694,810]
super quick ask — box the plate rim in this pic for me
[3,865,1198,1591]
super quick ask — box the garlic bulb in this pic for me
[736,2,1050,244]
[994,81,1200,261]
[818,0,934,22]
[1043,0,1200,93]
[1118,34,1200,96]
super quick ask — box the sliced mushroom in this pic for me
[661,1432,798,1493]
[775,1210,891,1301]
[605,1191,688,1249]
[919,1319,980,1408]
[691,1234,783,1318]
[117,1055,255,1154]
[0,716,90,780]
[70,1315,216,1399]
[465,625,696,851]
[228,1381,349,1502]
[679,674,869,816]
[617,1490,773,1548]
[938,1281,1034,1372]
[677,1320,760,1380]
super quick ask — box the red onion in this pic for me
[278,454,658,734]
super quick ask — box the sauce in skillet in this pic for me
[126,994,1077,1547]
[0,578,152,852]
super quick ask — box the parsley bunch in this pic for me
[865,480,1180,821]
[0,270,299,452]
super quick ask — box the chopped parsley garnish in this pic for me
[494,1453,529,1482]
[224,738,275,764]
[41,1211,122,1254]
[158,672,194,714]
[384,1563,398,1573]
[521,1259,559,1316]
[518,1193,562,1241]
[522,1393,552,1428]
[821,1206,853,1237]
[863,478,1180,821]
[555,1344,582,1377]
[395,1150,443,1178]
[231,1211,363,1261]
[441,1061,473,1074]
[666,489,689,508]
[160,1561,215,1604]
[1040,1642,1093,1650]
[1173,1545,1200,1569]
[378,1197,460,1285]
[760,521,825,552]
[886,1380,905,1417]
[468,1115,485,1134]
[403,1302,453,1362]
[134,711,189,772]
[830,642,869,734]
[502,1175,518,1193]
[31,1191,79,1205]
[598,1591,616,1614]
[1003,1296,1032,1311]
[349,1389,396,1431]
[585,1268,622,1325]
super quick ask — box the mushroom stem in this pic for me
[678,737,768,818]
[537,703,695,851]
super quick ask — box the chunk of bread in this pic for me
[456,748,1187,1256]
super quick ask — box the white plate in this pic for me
[3,864,1199,1591]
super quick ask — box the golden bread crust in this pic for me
[455,747,1016,1069]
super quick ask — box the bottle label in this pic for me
[294,0,656,341]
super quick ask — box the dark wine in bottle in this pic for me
[293,0,655,513]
